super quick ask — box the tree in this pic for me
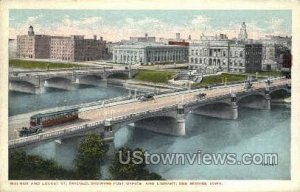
[75,133,109,179]
[9,151,75,180]
[109,147,162,180]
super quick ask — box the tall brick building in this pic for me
[17,26,107,61]
[17,26,51,59]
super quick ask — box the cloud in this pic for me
[264,17,290,36]
[62,16,102,27]
[191,15,211,25]
[9,14,291,41]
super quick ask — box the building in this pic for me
[50,35,106,61]
[262,44,276,71]
[17,26,107,61]
[168,41,189,46]
[189,39,262,74]
[17,26,51,59]
[244,43,263,72]
[8,39,17,59]
[259,35,291,71]
[261,35,291,49]
[113,44,188,65]
[159,33,193,44]
[238,22,248,41]
[188,22,262,74]
[129,33,156,43]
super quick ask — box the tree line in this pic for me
[9,133,162,180]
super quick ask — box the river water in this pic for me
[9,86,291,180]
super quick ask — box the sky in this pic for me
[9,10,292,42]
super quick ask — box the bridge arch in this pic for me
[44,77,74,90]
[107,72,129,79]
[237,92,269,110]
[45,76,72,83]
[192,101,237,119]
[76,74,105,86]
[133,114,184,136]
[10,80,36,88]
[269,87,290,99]
[9,80,37,94]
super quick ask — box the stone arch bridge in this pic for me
[9,68,138,94]
[8,78,290,152]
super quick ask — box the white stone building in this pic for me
[189,40,262,74]
[113,44,188,65]
[189,22,262,74]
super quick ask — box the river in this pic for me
[9,86,290,180]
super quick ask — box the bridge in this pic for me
[8,78,291,153]
[9,68,138,94]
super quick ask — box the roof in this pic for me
[31,108,78,119]
[114,43,188,50]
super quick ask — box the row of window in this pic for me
[190,49,245,58]
[190,57,245,66]
[189,65,245,73]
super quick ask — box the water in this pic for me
[9,85,128,116]
[22,102,290,179]
[9,85,290,179]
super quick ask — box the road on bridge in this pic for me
[8,78,290,140]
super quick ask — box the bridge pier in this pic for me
[231,94,238,120]
[102,120,116,157]
[176,104,186,136]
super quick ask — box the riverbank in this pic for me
[9,59,85,69]
[192,73,249,88]
[133,70,176,83]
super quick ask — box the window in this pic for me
[240,51,243,58]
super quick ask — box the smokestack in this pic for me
[93,35,97,40]
[176,33,180,40]
[100,36,103,41]
[188,34,191,40]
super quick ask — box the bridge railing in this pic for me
[8,103,179,148]
[8,120,106,148]
[8,78,290,148]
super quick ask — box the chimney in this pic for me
[100,36,103,41]
[176,33,180,40]
[93,35,97,40]
[188,34,191,40]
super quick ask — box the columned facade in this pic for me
[113,45,188,65]
[189,40,261,74]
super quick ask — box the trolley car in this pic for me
[30,108,79,128]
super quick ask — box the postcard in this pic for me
[0,0,299,191]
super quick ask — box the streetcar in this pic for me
[30,108,79,128]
